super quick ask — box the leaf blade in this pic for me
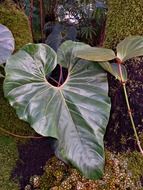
[4,41,111,179]
[0,24,15,64]
[74,45,116,61]
[117,36,143,61]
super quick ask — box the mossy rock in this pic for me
[0,136,19,189]
[104,0,143,49]
[0,10,35,190]
[127,151,143,185]
[37,150,143,190]
[0,0,33,51]
[0,76,35,138]
[0,0,35,137]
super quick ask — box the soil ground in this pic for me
[11,138,55,189]
[105,57,143,152]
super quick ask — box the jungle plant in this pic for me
[3,40,111,179]
[75,35,143,154]
[0,24,15,77]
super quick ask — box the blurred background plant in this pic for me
[13,0,107,46]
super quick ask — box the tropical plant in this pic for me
[75,35,143,154]
[0,24,15,77]
[3,40,111,179]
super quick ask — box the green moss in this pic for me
[0,1,36,188]
[0,136,19,190]
[126,151,143,184]
[0,78,35,138]
[0,0,33,51]
[0,1,34,137]
[0,77,34,188]
[104,0,143,49]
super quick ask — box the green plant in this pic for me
[80,25,97,42]
[75,35,143,155]
[0,24,15,77]
[3,40,111,179]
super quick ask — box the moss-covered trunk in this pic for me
[104,0,143,49]
[0,0,33,50]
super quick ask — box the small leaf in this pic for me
[98,61,116,77]
[74,46,116,61]
[0,24,15,64]
[117,36,143,62]
[110,63,127,81]
[98,62,127,81]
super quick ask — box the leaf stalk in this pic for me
[118,63,143,155]
[0,127,44,139]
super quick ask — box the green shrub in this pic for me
[104,0,143,49]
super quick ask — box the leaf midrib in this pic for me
[59,89,98,161]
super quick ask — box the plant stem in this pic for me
[58,64,63,87]
[118,63,143,155]
[0,127,44,139]
[29,0,34,40]
[39,0,44,41]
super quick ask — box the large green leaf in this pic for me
[4,41,111,179]
[0,24,15,64]
[74,45,116,61]
[117,36,143,62]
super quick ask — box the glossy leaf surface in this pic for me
[4,41,111,179]
[0,24,15,64]
[74,46,116,61]
[117,36,143,62]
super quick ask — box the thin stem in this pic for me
[29,0,34,40]
[118,63,143,154]
[49,76,60,86]
[39,0,44,41]
[58,65,63,87]
[0,127,44,139]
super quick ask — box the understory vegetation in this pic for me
[0,0,143,189]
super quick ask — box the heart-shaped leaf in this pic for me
[0,24,15,64]
[117,36,143,62]
[74,46,116,61]
[4,41,111,179]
